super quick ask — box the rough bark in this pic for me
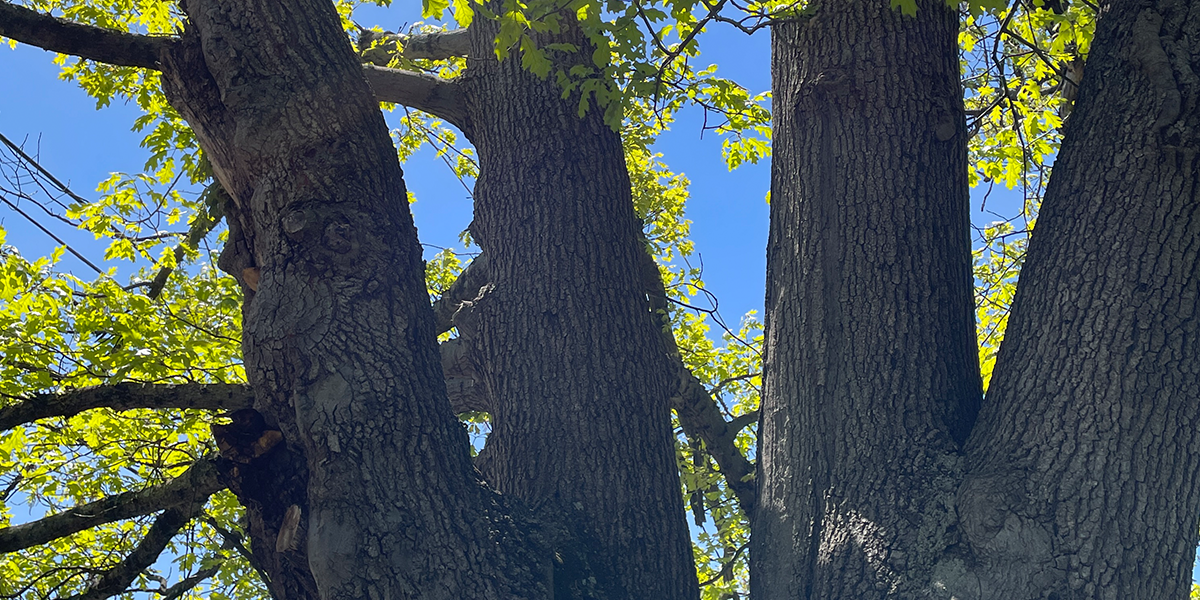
[752,0,981,596]
[0,383,252,432]
[952,0,1200,596]
[154,0,545,598]
[0,1,169,68]
[455,17,699,600]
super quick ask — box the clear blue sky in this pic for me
[4,2,1195,586]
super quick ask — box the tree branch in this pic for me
[441,338,488,414]
[158,563,222,600]
[0,1,169,69]
[362,65,469,133]
[60,501,204,600]
[0,4,470,133]
[431,254,491,336]
[640,249,757,515]
[0,383,254,432]
[0,458,223,553]
[359,28,470,62]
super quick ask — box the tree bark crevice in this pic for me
[753,0,982,596]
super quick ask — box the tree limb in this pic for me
[0,383,254,432]
[640,248,757,515]
[441,338,488,414]
[60,501,204,600]
[431,254,491,336]
[362,65,469,133]
[359,28,470,62]
[158,563,222,600]
[0,5,470,133]
[0,1,169,69]
[0,458,223,553]
[672,368,757,515]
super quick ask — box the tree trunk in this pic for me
[757,0,1200,596]
[158,1,545,598]
[451,17,700,600]
[955,0,1200,596]
[752,0,982,596]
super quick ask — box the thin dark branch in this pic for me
[0,191,105,275]
[0,131,89,205]
[0,459,222,553]
[0,382,254,432]
[697,541,749,586]
[59,502,204,600]
[202,516,274,593]
[158,563,221,600]
[709,372,760,399]
[0,1,170,69]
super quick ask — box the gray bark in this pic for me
[157,0,545,598]
[756,0,1200,596]
[455,16,700,600]
[955,0,1200,596]
[753,0,984,596]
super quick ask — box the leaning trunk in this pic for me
[159,0,544,597]
[956,0,1200,596]
[451,17,700,600]
[752,0,981,596]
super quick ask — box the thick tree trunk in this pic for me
[452,18,700,600]
[158,1,545,598]
[757,0,1199,596]
[752,0,981,596]
[955,0,1200,596]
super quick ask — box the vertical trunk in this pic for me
[956,0,1200,596]
[753,0,980,596]
[454,19,700,600]
[159,1,544,598]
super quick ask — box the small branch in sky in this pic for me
[0,458,222,553]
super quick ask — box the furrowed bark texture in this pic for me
[458,18,699,600]
[157,0,543,597]
[954,0,1200,596]
[753,0,981,597]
